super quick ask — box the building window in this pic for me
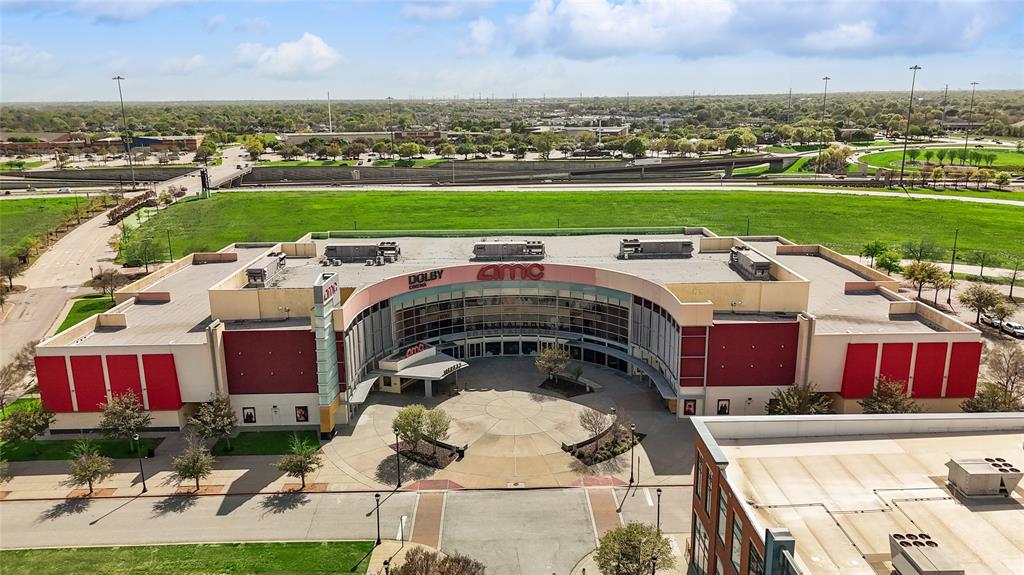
[717,491,728,545]
[704,464,713,516]
[748,545,764,575]
[692,512,709,575]
[695,452,703,503]
[731,511,744,572]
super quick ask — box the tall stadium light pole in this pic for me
[962,82,979,162]
[898,65,922,187]
[814,76,830,180]
[112,76,137,191]
[387,96,396,177]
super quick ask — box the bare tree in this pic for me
[91,268,129,302]
[578,409,610,455]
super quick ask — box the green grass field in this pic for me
[136,190,1024,259]
[2,437,161,462]
[0,197,78,256]
[213,430,320,456]
[859,147,1024,171]
[0,541,375,575]
[56,294,116,333]
[257,160,356,167]
[372,158,447,167]
[0,397,41,422]
[0,160,45,171]
[785,185,1024,202]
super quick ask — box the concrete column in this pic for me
[424,379,432,398]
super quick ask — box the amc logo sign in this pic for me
[477,263,545,281]
[321,282,338,302]
[405,343,428,357]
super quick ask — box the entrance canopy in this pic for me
[394,351,468,381]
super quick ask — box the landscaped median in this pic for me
[0,541,377,575]
[55,294,116,333]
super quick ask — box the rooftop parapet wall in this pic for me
[776,244,900,291]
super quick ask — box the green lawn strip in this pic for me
[0,160,46,171]
[372,158,448,167]
[137,190,1024,259]
[0,541,375,575]
[56,294,116,333]
[0,197,79,256]
[782,156,813,173]
[1,437,162,462]
[783,185,1023,202]
[213,430,320,456]
[0,397,41,422]
[859,147,1024,171]
[256,160,356,167]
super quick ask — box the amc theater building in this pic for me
[34,230,983,436]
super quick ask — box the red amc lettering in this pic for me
[321,282,338,302]
[477,263,545,281]
[405,343,427,357]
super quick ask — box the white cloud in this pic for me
[459,17,498,56]
[402,1,490,21]
[160,54,206,75]
[235,17,271,33]
[801,21,879,51]
[1,42,60,76]
[235,33,340,79]
[205,14,225,31]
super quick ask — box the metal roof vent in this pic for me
[888,533,963,575]
[946,457,1023,498]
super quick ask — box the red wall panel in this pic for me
[682,326,706,336]
[706,322,798,387]
[879,343,913,388]
[681,357,705,378]
[142,354,183,410]
[70,355,107,412]
[841,343,878,399]
[35,356,74,412]
[680,377,704,388]
[223,329,318,394]
[105,355,143,401]
[946,342,982,398]
[681,336,706,357]
[912,343,947,398]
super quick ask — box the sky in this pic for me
[1,0,1022,102]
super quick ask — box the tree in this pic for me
[275,433,323,489]
[279,144,302,161]
[876,251,903,274]
[172,434,215,492]
[535,346,570,381]
[724,133,742,152]
[187,393,237,450]
[66,440,113,495]
[958,284,1003,325]
[326,142,342,160]
[859,376,920,414]
[531,132,560,160]
[244,139,264,161]
[923,149,934,164]
[578,409,610,454]
[961,343,1023,412]
[392,404,427,452]
[0,406,55,453]
[930,166,945,188]
[994,171,1011,187]
[963,250,1003,280]
[99,391,152,451]
[900,239,944,262]
[594,522,676,575]
[0,256,25,290]
[0,364,24,415]
[623,136,647,159]
[397,142,419,159]
[766,382,834,415]
[902,261,945,299]
[91,268,128,302]
[125,236,163,272]
[907,148,921,163]
[860,240,888,267]
[438,143,456,159]
[423,409,452,456]
[390,547,485,575]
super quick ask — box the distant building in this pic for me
[0,132,202,154]
[526,125,628,138]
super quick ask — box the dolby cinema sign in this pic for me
[407,269,444,290]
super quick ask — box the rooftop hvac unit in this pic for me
[618,238,693,259]
[730,246,772,280]
[472,240,545,261]
[946,457,1022,498]
[325,242,400,263]
[888,533,963,575]
[246,253,285,287]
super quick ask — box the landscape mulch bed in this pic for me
[282,482,328,493]
[175,485,224,495]
[539,376,592,398]
[68,488,116,498]
[393,442,457,470]
[573,433,646,466]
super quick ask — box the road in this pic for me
[0,486,693,574]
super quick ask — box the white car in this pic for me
[980,313,1002,328]
[1002,321,1024,338]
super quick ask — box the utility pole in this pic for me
[387,96,396,177]
[940,84,948,126]
[112,76,137,191]
[898,65,922,187]
[327,91,333,133]
[787,87,793,124]
[962,81,979,163]
[814,76,830,180]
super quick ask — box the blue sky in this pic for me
[1,0,1022,102]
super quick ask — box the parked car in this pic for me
[1001,321,1024,338]
[57,187,70,194]
[980,313,1002,328]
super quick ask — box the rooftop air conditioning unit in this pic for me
[888,533,963,575]
[946,457,1022,498]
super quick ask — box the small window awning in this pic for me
[394,352,468,381]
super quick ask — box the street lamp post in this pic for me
[112,76,137,191]
[374,492,382,545]
[132,432,147,493]
[656,487,662,534]
[628,423,636,485]
[650,554,658,575]
[387,96,396,178]
[898,65,922,187]
[962,81,979,162]
[814,76,830,180]
[395,430,402,488]
[383,559,390,575]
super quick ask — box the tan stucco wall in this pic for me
[52,408,186,431]
[667,281,809,313]
[831,396,965,414]
[256,288,314,320]
[281,242,317,257]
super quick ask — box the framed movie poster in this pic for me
[295,406,309,423]
[683,399,697,416]
[242,407,256,424]
[716,399,730,416]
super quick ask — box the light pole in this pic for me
[132,432,147,493]
[387,96,396,178]
[947,227,960,304]
[395,430,402,488]
[112,76,137,191]
[650,554,658,575]
[814,75,830,180]
[962,81,979,163]
[628,423,636,485]
[374,492,382,545]
[656,487,662,534]
[898,65,922,187]
[383,559,390,575]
